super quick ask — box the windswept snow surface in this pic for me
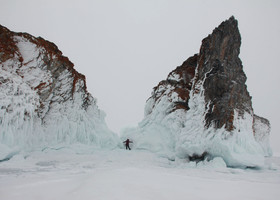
[0,147,279,200]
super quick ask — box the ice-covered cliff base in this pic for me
[121,17,271,168]
[0,25,120,152]
[121,94,266,168]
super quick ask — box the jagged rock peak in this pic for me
[199,16,241,66]
[123,16,271,167]
[195,16,252,131]
[0,24,119,149]
[147,16,252,132]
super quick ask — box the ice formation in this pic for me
[122,17,271,168]
[0,25,119,153]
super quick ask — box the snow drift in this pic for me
[122,16,271,168]
[0,25,119,152]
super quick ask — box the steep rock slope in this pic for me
[0,25,119,150]
[122,17,271,167]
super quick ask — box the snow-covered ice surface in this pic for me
[0,146,279,200]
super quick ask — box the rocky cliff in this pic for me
[0,25,119,150]
[122,17,271,167]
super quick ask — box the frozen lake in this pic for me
[0,146,279,200]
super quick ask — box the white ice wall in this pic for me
[0,35,120,153]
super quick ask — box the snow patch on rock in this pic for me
[0,26,120,153]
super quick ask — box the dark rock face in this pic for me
[145,16,271,157]
[196,16,252,131]
[150,16,263,131]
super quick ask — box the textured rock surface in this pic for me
[149,17,254,131]
[0,25,119,149]
[123,16,271,166]
[253,114,271,156]
[146,54,197,115]
[197,17,252,131]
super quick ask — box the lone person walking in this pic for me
[123,139,133,150]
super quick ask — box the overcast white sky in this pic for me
[1,0,279,153]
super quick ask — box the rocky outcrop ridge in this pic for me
[0,25,118,149]
[149,17,254,131]
[123,17,271,167]
[197,17,253,131]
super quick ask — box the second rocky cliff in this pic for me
[122,16,271,167]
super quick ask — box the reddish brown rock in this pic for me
[0,24,118,148]
[145,16,271,156]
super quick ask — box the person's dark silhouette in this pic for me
[123,139,133,150]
